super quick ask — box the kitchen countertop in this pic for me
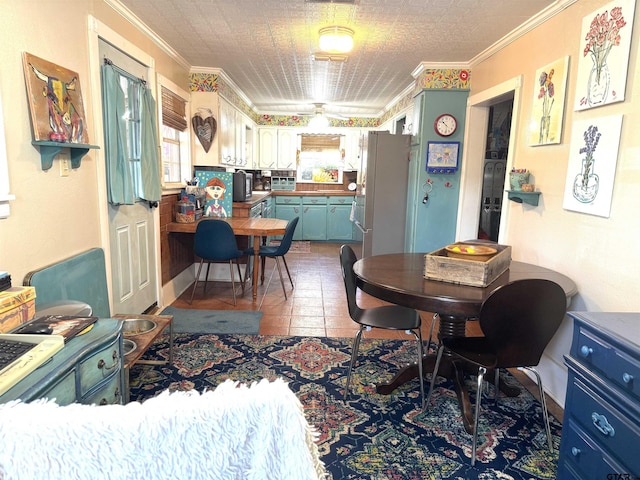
[269,190,355,196]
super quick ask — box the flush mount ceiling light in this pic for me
[318,26,354,54]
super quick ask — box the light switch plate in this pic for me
[60,159,70,177]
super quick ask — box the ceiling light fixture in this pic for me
[308,112,330,129]
[318,26,354,54]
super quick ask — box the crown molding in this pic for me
[104,0,191,71]
[469,0,578,66]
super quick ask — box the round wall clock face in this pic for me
[434,114,457,136]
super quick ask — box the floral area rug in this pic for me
[129,334,561,480]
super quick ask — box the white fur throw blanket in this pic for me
[0,379,327,480]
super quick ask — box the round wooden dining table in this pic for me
[353,252,577,433]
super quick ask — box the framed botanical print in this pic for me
[22,52,89,143]
[426,141,459,174]
[529,56,569,146]
[574,0,636,110]
[562,115,622,217]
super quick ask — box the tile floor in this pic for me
[169,241,562,421]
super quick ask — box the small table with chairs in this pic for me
[351,252,577,444]
[167,217,289,301]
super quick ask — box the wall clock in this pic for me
[434,113,457,137]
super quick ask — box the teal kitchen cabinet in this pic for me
[275,196,302,240]
[302,196,327,241]
[327,196,354,241]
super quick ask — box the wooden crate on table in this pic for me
[424,242,512,287]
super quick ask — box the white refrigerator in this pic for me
[352,131,411,257]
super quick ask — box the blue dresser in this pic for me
[0,319,125,405]
[558,312,640,479]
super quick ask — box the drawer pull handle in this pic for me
[571,447,581,457]
[591,412,615,437]
[622,373,633,384]
[580,345,593,357]
[97,350,120,372]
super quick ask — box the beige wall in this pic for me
[0,1,188,287]
[470,0,639,405]
[471,0,639,312]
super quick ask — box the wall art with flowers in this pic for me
[529,56,569,146]
[574,0,635,111]
[562,114,622,218]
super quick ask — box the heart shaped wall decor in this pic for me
[192,112,217,153]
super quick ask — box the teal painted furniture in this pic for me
[0,318,125,405]
[23,248,110,318]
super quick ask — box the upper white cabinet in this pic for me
[257,128,278,169]
[277,128,298,169]
[256,127,299,170]
[218,98,254,168]
[342,129,364,170]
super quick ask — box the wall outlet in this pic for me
[60,159,70,177]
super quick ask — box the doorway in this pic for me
[456,76,523,243]
[478,99,513,241]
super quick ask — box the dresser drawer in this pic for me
[81,373,123,405]
[39,369,76,405]
[559,418,629,480]
[78,338,121,396]
[573,321,640,402]
[568,374,640,475]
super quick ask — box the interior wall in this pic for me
[0,1,189,287]
[466,0,640,404]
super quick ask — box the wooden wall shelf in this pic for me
[506,190,541,206]
[32,141,99,171]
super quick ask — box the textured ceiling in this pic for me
[116,0,560,116]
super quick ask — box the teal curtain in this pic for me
[101,63,135,205]
[140,86,161,202]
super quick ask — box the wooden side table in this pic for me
[115,314,173,403]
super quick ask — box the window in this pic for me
[158,79,190,187]
[119,74,144,198]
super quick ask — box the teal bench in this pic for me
[23,248,110,318]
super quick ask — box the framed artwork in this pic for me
[574,0,636,111]
[194,170,233,217]
[562,114,623,218]
[22,52,89,143]
[529,56,569,146]
[426,141,459,174]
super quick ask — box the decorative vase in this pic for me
[572,157,599,203]
[509,172,530,191]
[539,115,551,144]
[587,59,610,107]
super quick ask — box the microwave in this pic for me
[233,170,253,201]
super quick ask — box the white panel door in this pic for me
[108,203,156,314]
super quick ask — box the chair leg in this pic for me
[407,328,425,409]
[204,262,211,294]
[281,255,294,289]
[235,259,245,296]
[426,344,445,407]
[523,366,554,452]
[344,326,365,400]
[260,256,266,285]
[274,257,288,300]
[228,260,237,306]
[189,259,205,304]
[243,254,251,289]
[471,366,487,466]
[426,313,438,353]
[494,368,500,400]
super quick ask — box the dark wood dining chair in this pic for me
[189,219,245,306]
[425,278,567,466]
[340,245,425,407]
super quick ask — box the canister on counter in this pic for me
[175,199,195,223]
